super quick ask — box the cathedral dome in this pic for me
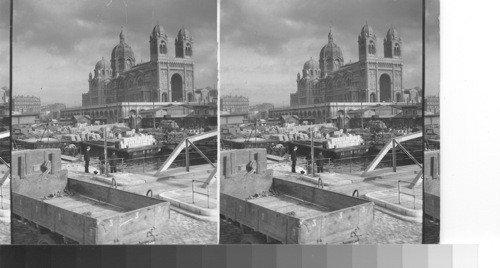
[303,58,319,70]
[320,42,343,62]
[95,57,111,70]
[111,29,135,63]
[111,42,135,60]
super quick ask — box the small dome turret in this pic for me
[386,25,399,40]
[95,57,111,70]
[178,26,190,39]
[94,57,112,78]
[302,57,320,79]
[303,58,319,70]
[360,22,375,37]
[152,24,167,37]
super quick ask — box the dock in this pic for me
[67,164,218,220]
[274,164,422,222]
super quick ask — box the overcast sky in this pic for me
[0,0,9,90]
[221,0,430,105]
[12,0,217,106]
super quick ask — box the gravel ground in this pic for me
[220,210,422,244]
[361,210,421,244]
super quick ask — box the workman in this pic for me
[98,154,105,174]
[291,146,298,173]
[109,152,118,173]
[84,146,91,173]
[316,152,325,173]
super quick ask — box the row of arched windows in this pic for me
[64,109,120,118]
[116,76,146,89]
[96,69,111,77]
[272,109,327,118]
[326,76,352,89]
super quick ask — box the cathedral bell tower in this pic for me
[175,26,193,58]
[384,25,402,58]
[358,22,377,61]
[150,23,169,61]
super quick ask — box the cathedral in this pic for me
[83,24,195,106]
[290,23,403,106]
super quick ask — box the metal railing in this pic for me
[397,180,417,209]
[192,180,211,209]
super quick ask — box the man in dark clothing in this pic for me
[84,146,91,173]
[316,152,324,173]
[109,152,118,173]
[98,154,105,174]
[305,152,312,174]
[291,146,298,173]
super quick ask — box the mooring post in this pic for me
[185,139,190,172]
[207,187,210,209]
[192,180,194,204]
[104,128,109,177]
[311,127,315,177]
[392,139,397,172]
[398,181,401,204]
[413,187,416,209]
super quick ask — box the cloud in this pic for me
[13,0,217,105]
[221,0,425,105]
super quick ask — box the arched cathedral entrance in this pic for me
[379,74,392,102]
[171,74,183,102]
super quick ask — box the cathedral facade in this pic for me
[290,23,403,106]
[83,24,195,106]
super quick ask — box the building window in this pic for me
[394,43,401,57]
[369,41,376,54]
[185,43,192,56]
[160,41,167,54]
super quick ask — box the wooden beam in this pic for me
[202,168,217,188]
[362,131,422,176]
[394,140,422,168]
[409,169,423,189]
[187,139,215,167]
[185,139,190,172]
[0,131,9,140]
[154,130,217,176]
